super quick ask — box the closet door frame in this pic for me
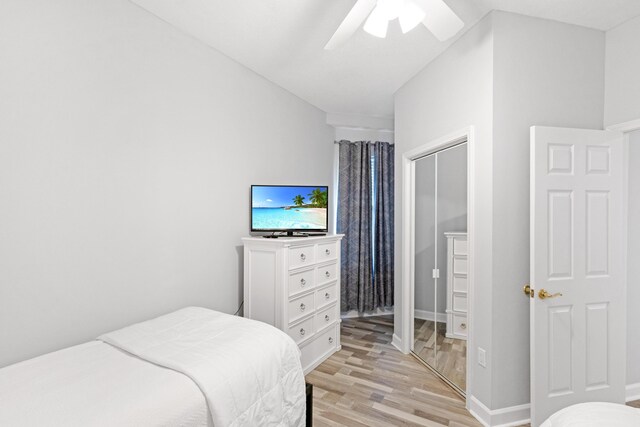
[400,126,476,401]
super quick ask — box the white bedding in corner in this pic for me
[541,402,640,427]
[0,307,305,427]
[98,307,306,427]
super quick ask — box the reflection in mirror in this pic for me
[413,154,436,369]
[435,144,468,392]
[412,143,468,395]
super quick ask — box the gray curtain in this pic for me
[373,141,394,309]
[337,140,394,312]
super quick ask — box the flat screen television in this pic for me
[251,185,328,235]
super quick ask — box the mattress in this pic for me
[0,340,211,426]
[541,402,640,427]
[0,307,306,426]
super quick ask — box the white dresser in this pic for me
[242,234,344,374]
[445,232,468,340]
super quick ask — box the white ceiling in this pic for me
[130,0,640,118]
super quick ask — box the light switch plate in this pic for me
[478,347,487,367]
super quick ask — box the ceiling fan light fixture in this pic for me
[399,1,426,33]
[376,0,405,21]
[363,7,389,38]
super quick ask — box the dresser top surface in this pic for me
[242,234,344,245]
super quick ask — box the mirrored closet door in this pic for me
[412,142,468,394]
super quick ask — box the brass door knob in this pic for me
[538,289,562,300]
[524,284,534,298]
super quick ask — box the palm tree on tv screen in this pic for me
[292,195,305,206]
[308,188,328,208]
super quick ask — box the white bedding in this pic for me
[0,307,306,427]
[541,402,640,427]
[98,307,306,427]
[0,340,211,426]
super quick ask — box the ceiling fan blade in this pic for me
[324,0,377,50]
[414,0,464,41]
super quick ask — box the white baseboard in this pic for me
[414,309,447,323]
[467,383,639,427]
[627,382,640,402]
[469,396,530,427]
[341,307,394,319]
[392,333,406,354]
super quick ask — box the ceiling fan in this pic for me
[324,0,464,49]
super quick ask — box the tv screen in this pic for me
[251,185,328,232]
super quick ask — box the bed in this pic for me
[541,402,640,427]
[0,307,306,426]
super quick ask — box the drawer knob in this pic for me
[300,253,306,261]
[325,271,330,278]
[325,249,330,255]
[460,323,467,330]
[300,303,306,311]
[325,292,330,300]
[325,314,330,322]
[300,278,306,286]
[300,328,305,336]
[328,337,333,344]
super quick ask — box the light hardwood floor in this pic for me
[306,315,481,426]
[306,315,640,427]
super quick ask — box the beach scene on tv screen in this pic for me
[252,186,328,230]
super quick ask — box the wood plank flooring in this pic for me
[306,315,640,426]
[306,315,481,427]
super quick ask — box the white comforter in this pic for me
[541,402,640,427]
[98,307,306,427]
[0,307,306,427]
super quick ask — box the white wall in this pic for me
[395,13,495,405]
[0,0,333,368]
[604,15,640,127]
[628,130,640,387]
[491,11,605,409]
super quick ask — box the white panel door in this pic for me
[530,126,626,426]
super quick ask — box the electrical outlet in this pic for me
[478,347,487,368]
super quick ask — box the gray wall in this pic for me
[396,11,606,411]
[603,15,640,389]
[628,130,640,386]
[0,0,333,368]
[395,13,495,405]
[604,14,640,127]
[490,11,605,409]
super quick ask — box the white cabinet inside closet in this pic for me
[445,232,467,340]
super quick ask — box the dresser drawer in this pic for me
[288,292,315,323]
[453,275,467,292]
[315,283,337,309]
[315,303,338,332]
[288,268,315,297]
[452,313,468,337]
[452,293,467,313]
[317,241,338,262]
[287,316,314,344]
[316,262,337,286]
[289,245,315,270]
[453,256,468,275]
[453,238,467,256]
[300,323,338,369]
